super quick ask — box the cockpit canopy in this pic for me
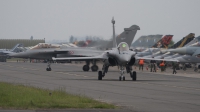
[118,42,129,51]
[31,43,61,49]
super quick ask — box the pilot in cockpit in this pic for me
[118,42,129,51]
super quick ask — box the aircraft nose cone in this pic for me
[124,57,130,62]
[9,52,27,58]
[8,53,17,57]
[119,54,132,64]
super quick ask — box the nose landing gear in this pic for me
[46,61,52,71]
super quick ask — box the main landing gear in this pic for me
[98,64,108,80]
[119,66,137,81]
[98,65,137,81]
[130,71,137,81]
[82,65,99,71]
[46,61,52,71]
[91,65,98,71]
[126,65,136,81]
[83,65,90,71]
[82,60,99,72]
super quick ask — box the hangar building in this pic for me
[0,39,45,49]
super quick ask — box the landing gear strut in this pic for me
[98,64,109,80]
[46,61,51,71]
[126,65,132,73]
[119,66,125,81]
[102,64,109,77]
[98,65,136,81]
[130,71,137,81]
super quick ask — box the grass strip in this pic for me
[0,82,116,109]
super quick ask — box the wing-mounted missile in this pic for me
[192,49,200,56]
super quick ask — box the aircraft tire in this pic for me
[132,71,137,81]
[123,76,125,81]
[91,65,98,72]
[46,68,49,71]
[98,71,102,80]
[119,76,122,81]
[46,68,51,71]
[83,65,89,71]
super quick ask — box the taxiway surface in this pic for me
[0,62,200,112]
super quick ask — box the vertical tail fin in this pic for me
[11,43,24,52]
[169,33,195,48]
[116,25,140,47]
[152,35,173,49]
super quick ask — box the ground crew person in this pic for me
[153,62,156,72]
[172,62,177,74]
[160,61,165,72]
[139,59,144,71]
[150,57,156,72]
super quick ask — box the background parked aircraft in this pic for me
[0,43,24,62]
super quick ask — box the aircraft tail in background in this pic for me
[169,33,195,49]
[184,34,200,47]
[152,35,173,49]
[10,43,24,52]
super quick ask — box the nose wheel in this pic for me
[119,66,125,81]
[46,67,51,71]
[119,76,125,81]
[46,61,52,71]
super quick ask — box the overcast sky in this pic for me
[0,0,200,43]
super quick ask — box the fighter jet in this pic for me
[140,41,200,71]
[163,42,200,70]
[9,43,104,71]
[53,18,139,81]
[155,41,200,60]
[167,42,200,56]
[79,24,140,71]
[137,33,195,59]
[135,35,173,58]
[53,42,137,81]
[0,43,24,62]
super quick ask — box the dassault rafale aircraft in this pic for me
[53,18,140,81]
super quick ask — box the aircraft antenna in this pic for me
[112,17,117,48]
